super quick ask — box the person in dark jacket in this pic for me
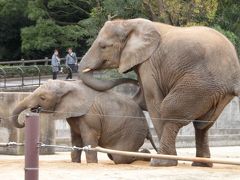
[65,48,77,79]
[51,49,61,80]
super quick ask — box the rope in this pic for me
[1,142,240,166]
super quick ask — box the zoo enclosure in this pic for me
[0,57,81,89]
[1,114,240,180]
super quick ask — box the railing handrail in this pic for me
[0,57,81,66]
[0,64,77,90]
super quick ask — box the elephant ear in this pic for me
[51,81,98,120]
[118,19,161,73]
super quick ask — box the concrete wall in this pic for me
[55,96,240,149]
[0,92,55,155]
[1,88,240,155]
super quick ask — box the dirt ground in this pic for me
[0,146,240,180]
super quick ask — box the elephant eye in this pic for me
[40,96,46,101]
[99,41,113,49]
[99,43,107,49]
[101,45,107,49]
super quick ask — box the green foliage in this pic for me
[0,0,31,60]
[213,25,238,45]
[214,0,240,54]
[80,0,146,45]
[0,0,239,60]
[142,0,218,26]
[21,0,93,58]
[0,65,52,77]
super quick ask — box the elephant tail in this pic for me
[146,130,158,152]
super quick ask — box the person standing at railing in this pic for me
[51,49,61,80]
[65,48,77,79]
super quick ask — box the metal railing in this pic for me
[0,57,80,66]
[0,64,75,90]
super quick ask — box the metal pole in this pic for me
[25,114,39,180]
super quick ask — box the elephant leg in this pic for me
[192,126,212,167]
[111,154,136,164]
[79,120,98,163]
[70,130,83,163]
[109,139,142,164]
[151,122,183,166]
[192,95,233,167]
[150,89,215,167]
[66,118,83,163]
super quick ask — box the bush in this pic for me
[0,65,52,78]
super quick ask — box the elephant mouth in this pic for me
[30,105,42,113]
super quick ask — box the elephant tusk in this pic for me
[82,68,91,73]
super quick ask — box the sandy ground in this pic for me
[0,146,240,180]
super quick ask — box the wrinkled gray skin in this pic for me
[12,80,157,164]
[79,18,240,167]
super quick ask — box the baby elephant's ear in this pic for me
[119,19,160,73]
[52,83,96,120]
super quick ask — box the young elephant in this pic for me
[12,80,156,164]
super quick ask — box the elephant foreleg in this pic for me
[80,120,98,163]
[70,128,83,163]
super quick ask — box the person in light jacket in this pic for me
[65,48,77,79]
[51,49,61,80]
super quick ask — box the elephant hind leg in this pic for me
[108,139,143,164]
[192,95,233,167]
[151,122,182,166]
[192,127,212,167]
[150,89,217,167]
[111,154,136,164]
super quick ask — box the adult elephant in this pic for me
[79,18,240,167]
[12,80,157,164]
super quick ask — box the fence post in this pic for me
[25,114,39,180]
[44,57,48,65]
[21,59,25,66]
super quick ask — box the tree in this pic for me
[214,0,240,54]
[21,0,94,58]
[142,0,218,26]
[0,0,31,60]
[80,0,146,45]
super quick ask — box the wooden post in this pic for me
[25,114,39,180]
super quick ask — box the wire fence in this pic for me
[1,112,240,180]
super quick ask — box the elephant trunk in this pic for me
[79,70,138,91]
[12,99,29,128]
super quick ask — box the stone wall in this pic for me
[55,96,240,149]
[0,92,55,155]
[1,89,240,155]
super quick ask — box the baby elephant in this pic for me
[12,80,156,164]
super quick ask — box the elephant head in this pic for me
[12,80,97,128]
[79,18,161,91]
